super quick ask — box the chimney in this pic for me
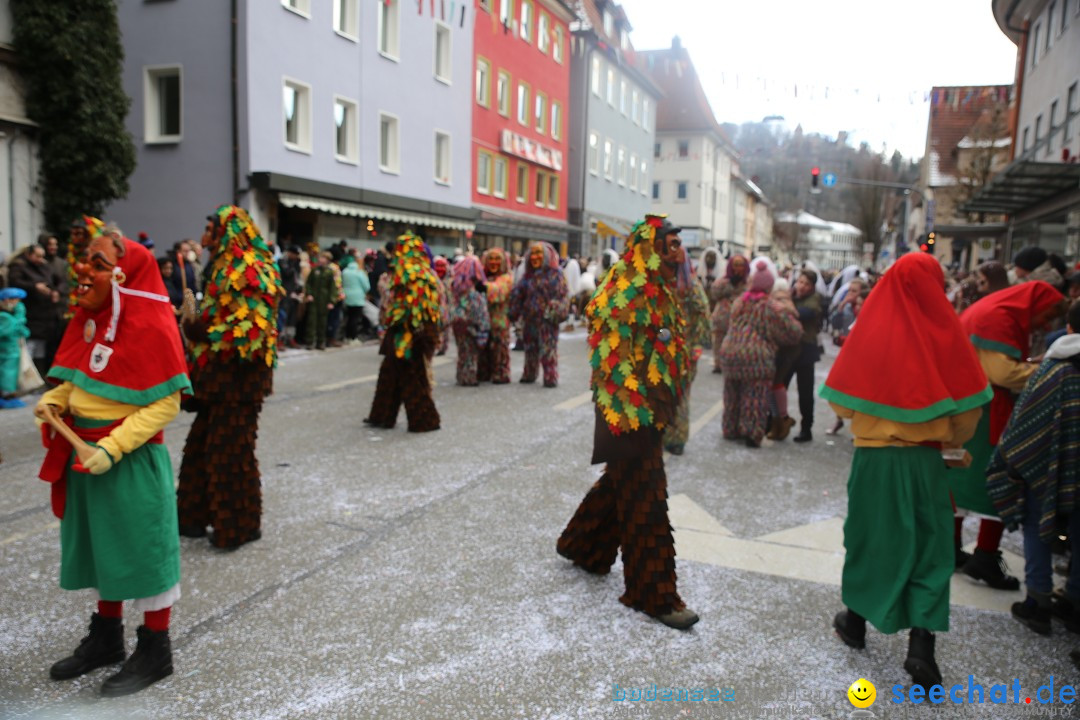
[672,35,682,50]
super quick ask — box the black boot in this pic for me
[1012,594,1052,635]
[962,548,1020,590]
[954,543,972,571]
[100,625,173,697]
[50,613,126,680]
[793,429,812,443]
[904,628,943,688]
[833,609,866,649]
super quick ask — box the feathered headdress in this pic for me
[192,205,281,367]
[586,215,689,434]
[384,232,441,359]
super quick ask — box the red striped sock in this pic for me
[143,607,171,632]
[97,600,123,619]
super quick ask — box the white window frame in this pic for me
[639,161,648,195]
[144,64,183,144]
[476,57,492,107]
[493,156,509,199]
[333,0,359,40]
[333,95,359,165]
[538,12,550,53]
[519,0,533,42]
[282,0,311,18]
[515,162,528,203]
[283,76,312,154]
[551,102,562,141]
[546,173,558,210]
[517,82,530,126]
[591,56,602,96]
[499,0,512,26]
[606,67,616,106]
[588,131,599,175]
[378,111,401,174]
[629,153,638,191]
[496,70,511,116]
[617,146,627,186]
[619,79,628,116]
[553,26,564,63]
[676,181,689,202]
[631,89,640,125]
[477,150,493,195]
[642,99,651,131]
[378,0,400,61]
[603,138,613,181]
[434,21,452,84]
[434,130,451,185]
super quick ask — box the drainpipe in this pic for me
[231,0,240,205]
[8,129,17,248]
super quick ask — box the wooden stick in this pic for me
[41,406,96,465]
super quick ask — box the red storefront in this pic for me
[471,0,575,254]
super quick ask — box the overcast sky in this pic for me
[617,0,1018,160]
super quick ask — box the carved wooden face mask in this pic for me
[656,233,684,283]
[73,236,119,311]
[529,245,544,269]
[486,254,502,276]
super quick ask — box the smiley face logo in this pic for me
[847,678,876,708]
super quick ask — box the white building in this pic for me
[775,211,863,270]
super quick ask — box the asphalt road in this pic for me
[0,331,1074,719]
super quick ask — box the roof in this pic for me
[959,159,1080,215]
[635,43,733,148]
[924,85,1011,187]
[775,211,832,228]
[573,0,663,99]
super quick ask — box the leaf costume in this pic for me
[178,205,280,549]
[477,248,513,384]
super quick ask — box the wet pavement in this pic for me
[0,332,1075,719]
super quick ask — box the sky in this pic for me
[616,0,1019,160]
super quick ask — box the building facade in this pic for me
[0,0,44,259]
[964,0,1079,264]
[110,0,476,256]
[566,0,658,260]
[775,211,863,270]
[470,0,575,255]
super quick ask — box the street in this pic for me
[0,331,1074,719]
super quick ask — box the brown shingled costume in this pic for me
[365,325,440,432]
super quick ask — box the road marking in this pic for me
[669,498,1025,614]
[315,356,452,392]
[688,397,724,438]
[554,391,592,411]
[1,520,59,547]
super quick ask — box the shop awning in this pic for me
[959,160,1080,215]
[278,193,475,233]
[473,210,575,244]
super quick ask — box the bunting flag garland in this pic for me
[586,216,689,435]
[384,232,441,360]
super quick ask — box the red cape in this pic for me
[820,252,990,423]
[49,239,191,404]
[960,280,1064,443]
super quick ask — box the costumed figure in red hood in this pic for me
[64,216,105,318]
[508,242,569,387]
[177,205,281,549]
[952,281,1067,590]
[449,255,490,386]
[36,225,191,696]
[821,252,992,689]
[363,232,442,432]
[433,256,451,355]
[557,215,698,630]
[477,247,514,384]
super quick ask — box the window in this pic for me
[333,96,358,164]
[1022,126,1030,151]
[378,0,399,58]
[639,161,648,194]
[619,79,628,116]
[677,140,689,158]
[144,65,182,143]
[642,99,651,131]
[496,70,511,116]
[519,0,532,41]
[606,67,615,106]
[603,139,613,180]
[631,89,640,125]
[476,58,491,107]
[553,26,564,63]
[1063,0,1070,30]
[535,170,547,206]
[603,9,613,37]
[1050,100,1059,154]
[1032,24,1041,65]
[1047,2,1055,48]
[282,0,310,17]
[477,150,493,194]
[516,163,528,203]
[283,78,311,152]
[517,82,530,126]
[676,181,688,201]
[588,132,599,175]
[434,131,451,184]
[546,173,558,210]
[535,170,557,209]
[1035,114,1043,148]
[494,156,508,198]
[591,57,602,96]
[379,112,400,172]
[711,187,717,209]
[434,22,451,83]
[651,182,660,200]
[1067,83,1078,140]
[654,142,660,158]
[551,102,562,141]
[334,0,359,38]
[620,28,630,51]
[629,154,638,190]
[535,92,547,134]
[538,12,549,53]
[617,146,626,186]
[499,0,512,25]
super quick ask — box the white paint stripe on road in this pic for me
[315,356,452,392]
[688,397,724,439]
[554,391,592,411]
[1,520,59,547]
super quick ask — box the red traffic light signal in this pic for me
[811,166,820,188]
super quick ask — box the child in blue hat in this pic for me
[0,287,30,408]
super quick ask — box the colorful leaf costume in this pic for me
[450,256,490,386]
[508,242,569,387]
[478,248,513,384]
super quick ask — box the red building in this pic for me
[471,0,575,254]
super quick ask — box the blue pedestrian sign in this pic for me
[822,173,838,188]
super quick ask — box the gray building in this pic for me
[567,0,658,259]
[110,0,476,255]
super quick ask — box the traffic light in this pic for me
[921,232,935,254]
[811,166,820,189]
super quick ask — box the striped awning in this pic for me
[278,193,475,233]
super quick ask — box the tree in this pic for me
[11,0,136,235]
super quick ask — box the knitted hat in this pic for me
[748,258,775,293]
[1013,246,1047,272]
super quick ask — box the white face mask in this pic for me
[185,250,197,263]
